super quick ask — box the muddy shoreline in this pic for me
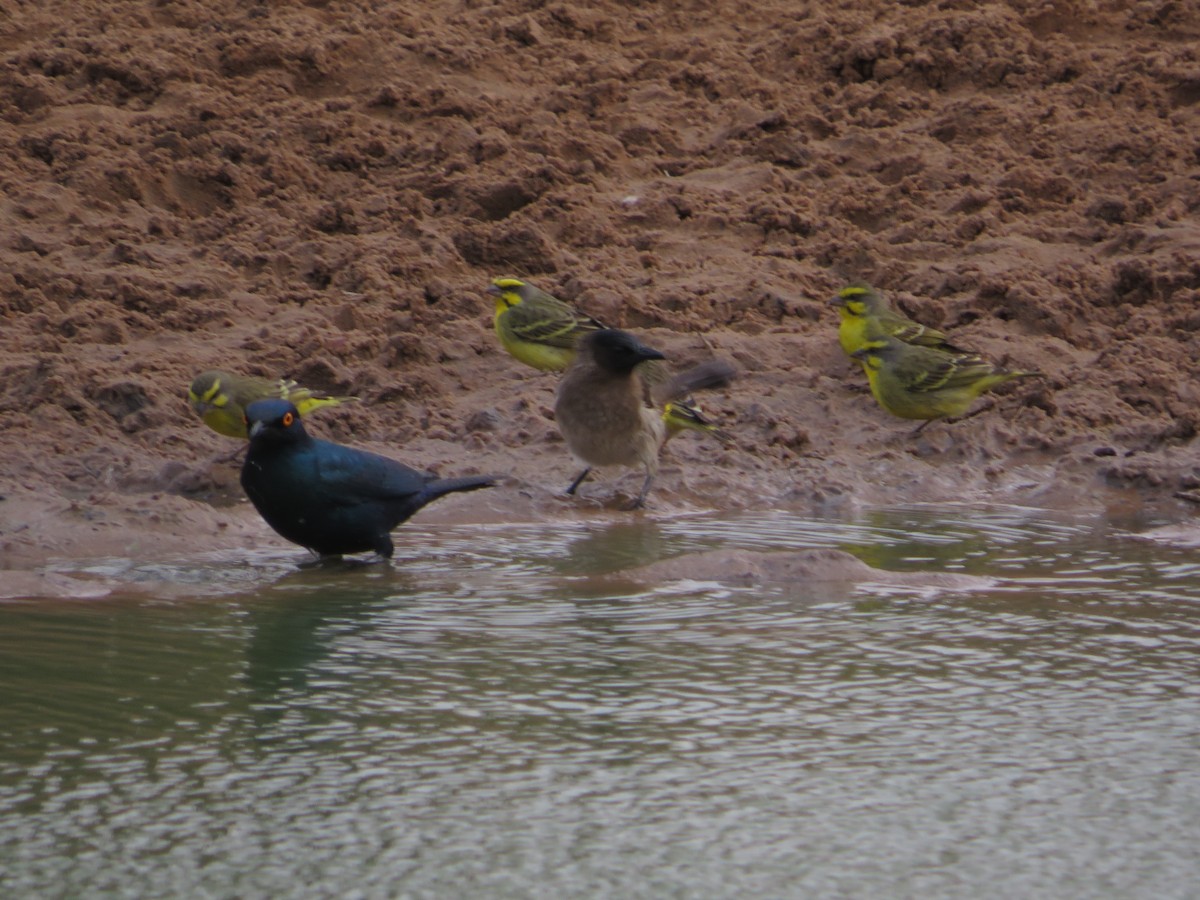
[2,1,1199,590]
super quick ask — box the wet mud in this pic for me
[2,1,1199,580]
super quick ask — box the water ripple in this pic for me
[3,505,1200,897]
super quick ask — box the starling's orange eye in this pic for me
[282,412,295,427]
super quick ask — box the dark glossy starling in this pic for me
[240,398,496,558]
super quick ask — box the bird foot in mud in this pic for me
[906,399,998,438]
[950,401,996,424]
[296,553,388,569]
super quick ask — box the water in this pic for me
[3,505,1200,898]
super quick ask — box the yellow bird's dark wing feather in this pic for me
[899,349,1001,394]
[505,300,604,348]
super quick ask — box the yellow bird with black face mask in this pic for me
[851,327,1040,433]
[187,370,355,439]
[832,284,965,362]
[489,276,604,372]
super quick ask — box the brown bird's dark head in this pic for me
[580,329,666,375]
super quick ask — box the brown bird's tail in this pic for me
[652,359,737,406]
[652,359,737,444]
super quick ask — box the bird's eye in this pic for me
[283,412,295,427]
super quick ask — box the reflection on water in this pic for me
[3,505,1200,897]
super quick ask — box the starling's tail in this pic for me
[425,474,499,502]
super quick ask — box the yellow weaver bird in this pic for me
[832,284,965,361]
[661,399,731,443]
[489,276,604,372]
[188,370,356,439]
[851,334,1040,434]
[488,276,732,443]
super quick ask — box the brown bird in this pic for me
[487,276,731,442]
[554,329,735,509]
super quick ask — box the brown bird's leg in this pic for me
[627,472,655,510]
[909,420,934,436]
[566,467,592,495]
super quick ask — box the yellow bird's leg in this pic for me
[944,399,997,427]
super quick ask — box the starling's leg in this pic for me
[373,533,395,559]
[299,552,341,569]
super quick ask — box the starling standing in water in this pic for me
[240,398,496,558]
